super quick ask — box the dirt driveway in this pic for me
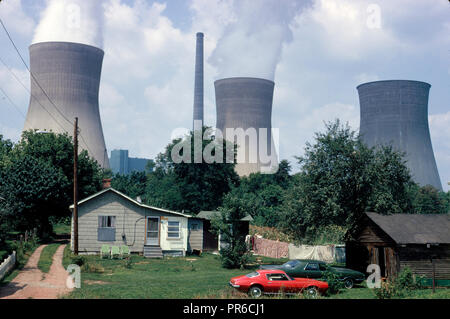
[0,244,73,299]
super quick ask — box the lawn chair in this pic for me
[100,245,110,259]
[120,245,131,259]
[110,246,120,259]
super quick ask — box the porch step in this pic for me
[144,245,163,258]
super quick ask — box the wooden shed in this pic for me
[196,211,253,252]
[346,212,450,286]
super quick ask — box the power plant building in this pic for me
[23,41,110,168]
[110,150,152,175]
[357,80,442,190]
[214,77,278,176]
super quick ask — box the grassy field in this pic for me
[53,223,71,236]
[37,243,60,273]
[61,246,449,299]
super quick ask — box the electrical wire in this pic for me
[0,18,105,161]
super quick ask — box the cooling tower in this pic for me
[192,33,204,130]
[23,41,109,168]
[215,77,278,176]
[357,80,442,190]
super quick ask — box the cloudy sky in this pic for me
[0,0,449,190]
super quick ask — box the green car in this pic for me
[260,259,365,289]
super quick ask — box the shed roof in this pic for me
[365,212,450,244]
[69,188,192,218]
[197,210,254,222]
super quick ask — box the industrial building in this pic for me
[358,80,442,190]
[110,149,152,175]
[214,77,278,176]
[23,41,110,168]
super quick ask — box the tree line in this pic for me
[1,120,448,253]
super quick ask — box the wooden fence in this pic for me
[0,251,16,281]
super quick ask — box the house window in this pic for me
[98,216,116,241]
[99,216,116,228]
[191,223,199,231]
[168,221,180,238]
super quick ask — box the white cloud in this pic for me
[0,0,35,36]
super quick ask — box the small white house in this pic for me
[70,188,203,257]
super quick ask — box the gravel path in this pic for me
[0,244,73,299]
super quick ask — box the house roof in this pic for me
[197,210,254,222]
[69,188,192,218]
[365,212,450,244]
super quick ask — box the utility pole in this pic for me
[73,117,79,255]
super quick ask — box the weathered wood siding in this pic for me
[187,218,203,251]
[398,245,450,280]
[71,191,188,254]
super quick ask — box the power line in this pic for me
[0,18,102,161]
[0,56,68,132]
[0,85,26,119]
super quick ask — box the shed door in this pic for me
[146,217,160,246]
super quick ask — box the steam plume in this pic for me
[32,0,103,48]
[209,0,303,80]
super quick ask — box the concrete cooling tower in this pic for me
[215,77,278,176]
[23,41,109,168]
[357,80,442,190]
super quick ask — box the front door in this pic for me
[146,217,160,245]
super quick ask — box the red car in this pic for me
[230,269,329,298]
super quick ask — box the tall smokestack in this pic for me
[23,41,110,168]
[215,77,278,176]
[357,80,442,190]
[193,32,204,130]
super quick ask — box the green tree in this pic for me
[111,171,147,199]
[212,194,254,269]
[280,120,414,243]
[144,127,239,214]
[409,184,448,214]
[0,131,104,236]
[223,160,292,227]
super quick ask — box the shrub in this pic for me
[321,270,345,295]
[374,267,422,299]
[71,255,86,266]
[374,280,403,299]
[220,242,255,269]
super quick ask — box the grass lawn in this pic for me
[53,223,71,236]
[62,247,288,299]
[61,246,449,299]
[37,243,60,273]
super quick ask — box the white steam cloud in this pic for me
[209,0,304,81]
[32,0,104,48]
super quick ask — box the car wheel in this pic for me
[344,278,354,289]
[305,286,319,298]
[248,286,263,298]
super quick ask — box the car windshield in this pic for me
[245,272,260,278]
[284,260,300,268]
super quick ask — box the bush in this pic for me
[374,267,423,299]
[321,270,345,295]
[374,280,403,299]
[220,242,254,269]
[71,255,86,266]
